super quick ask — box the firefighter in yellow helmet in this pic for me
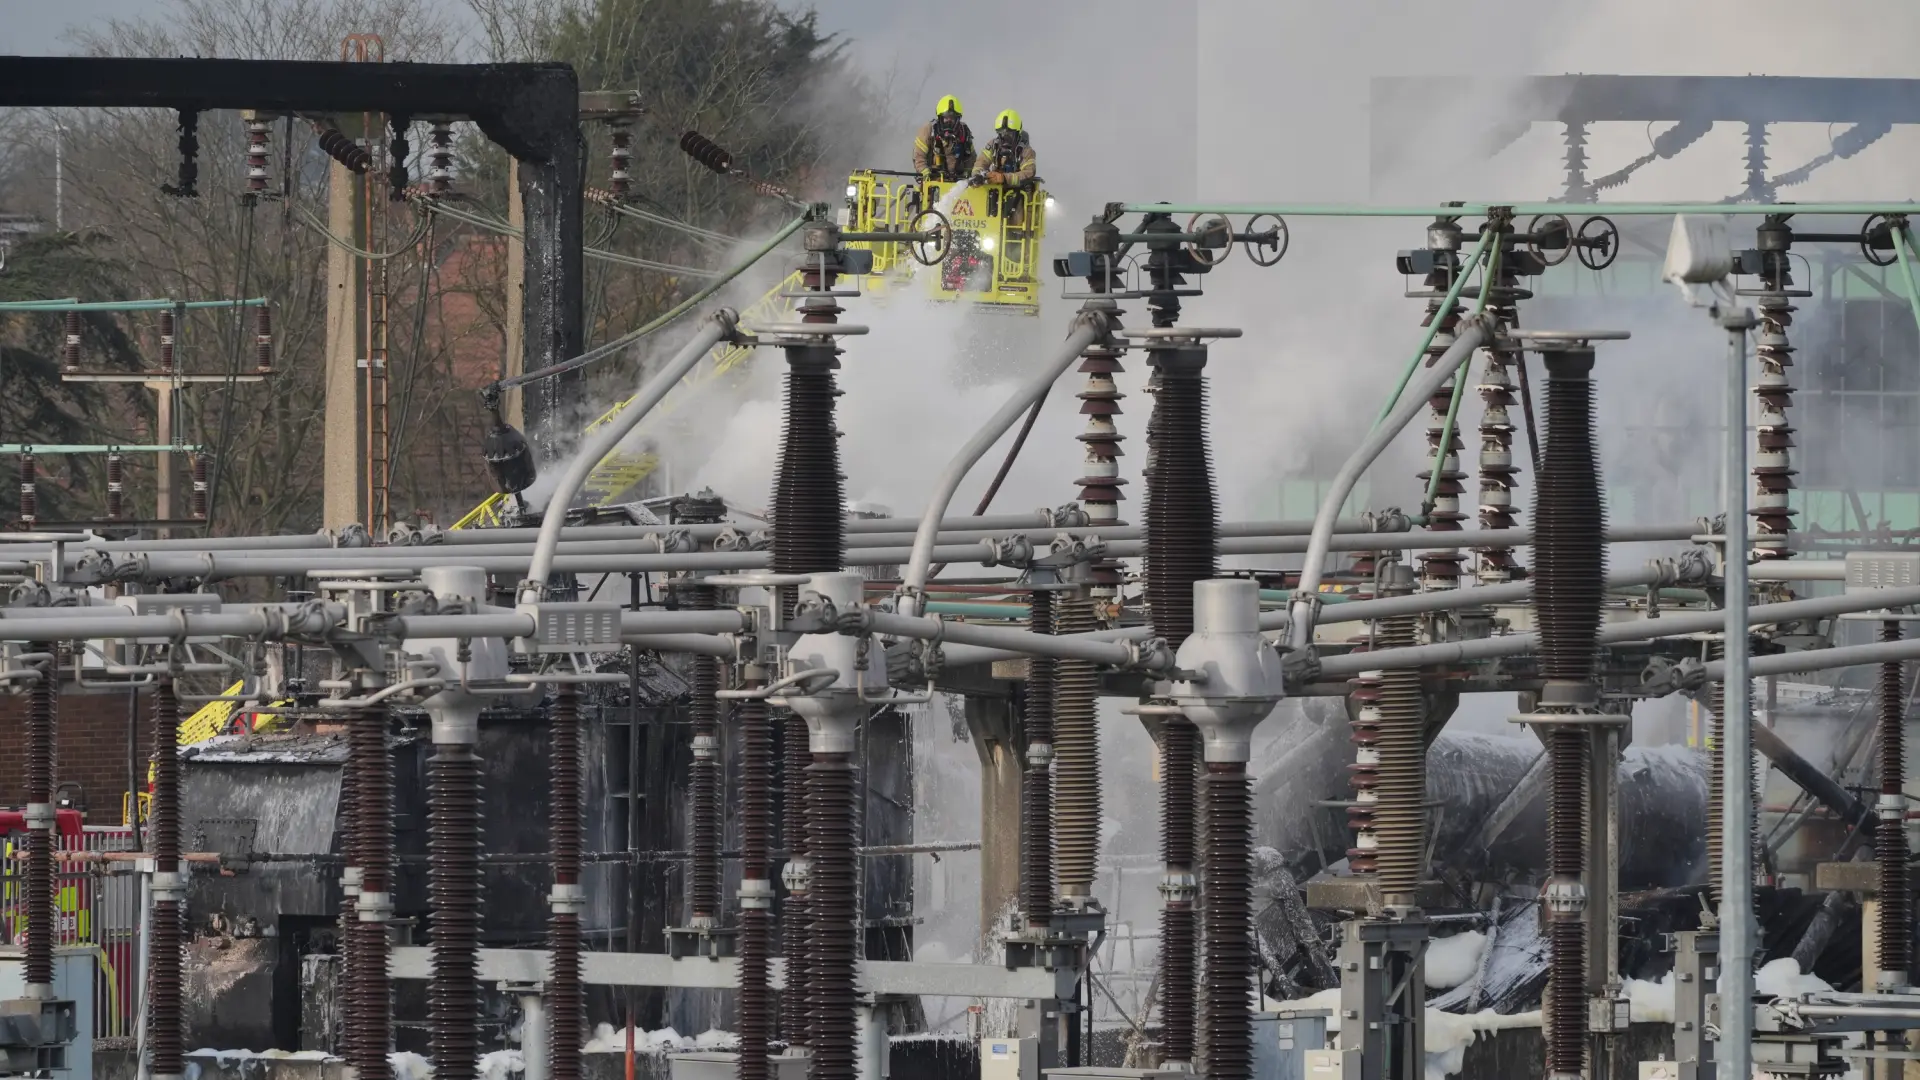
[979,109,1037,190]
[913,95,976,183]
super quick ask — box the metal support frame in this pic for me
[0,56,584,446]
[1672,929,1720,1080]
[1336,918,1427,1080]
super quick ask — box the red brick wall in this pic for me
[0,689,151,823]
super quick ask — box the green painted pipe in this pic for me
[0,298,267,312]
[0,444,204,454]
[925,601,1030,619]
[1893,227,1920,351]
[1118,201,1920,218]
[1373,231,1496,428]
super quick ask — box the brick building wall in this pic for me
[0,688,150,823]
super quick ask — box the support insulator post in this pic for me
[159,309,176,374]
[245,115,272,195]
[62,311,81,372]
[737,687,774,1080]
[428,123,454,197]
[149,677,185,1080]
[428,742,482,1080]
[255,306,274,374]
[106,452,124,520]
[348,699,393,1080]
[610,120,633,200]
[191,454,209,520]
[1879,620,1910,989]
[1021,589,1056,931]
[1053,595,1101,907]
[1414,219,1467,590]
[1751,218,1798,561]
[548,685,584,1080]
[23,644,56,996]
[18,454,35,527]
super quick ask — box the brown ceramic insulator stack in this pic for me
[62,311,81,372]
[428,743,483,1080]
[106,452,124,520]
[1143,347,1218,649]
[780,713,812,1046]
[339,701,364,1053]
[1075,326,1128,604]
[159,309,176,373]
[549,685,584,1080]
[1022,590,1056,931]
[1159,714,1198,1066]
[737,696,774,1080]
[1475,241,1525,583]
[1546,733,1589,1076]
[427,123,454,198]
[245,117,271,194]
[18,454,35,526]
[1052,595,1102,906]
[23,647,54,992]
[255,306,274,374]
[1561,121,1591,202]
[1344,659,1382,873]
[1880,621,1909,986]
[191,454,209,520]
[316,127,372,174]
[1415,227,1468,591]
[1532,349,1607,1080]
[685,583,723,927]
[1371,615,1426,909]
[149,679,185,1080]
[806,753,858,1080]
[1751,220,1797,562]
[687,588,721,926]
[769,243,847,1050]
[349,704,393,1080]
[610,121,633,200]
[1201,763,1253,1080]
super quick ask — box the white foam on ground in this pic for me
[581,1025,738,1053]
[1284,987,1543,1080]
[1424,931,1487,990]
[389,1052,433,1080]
[478,1050,524,1080]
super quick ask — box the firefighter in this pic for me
[980,109,1038,226]
[913,95,975,183]
[980,110,1037,189]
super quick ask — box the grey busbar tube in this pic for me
[1288,315,1492,653]
[898,312,1112,617]
[862,609,1137,666]
[1312,582,1920,678]
[520,308,738,602]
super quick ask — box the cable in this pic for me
[425,200,718,277]
[493,211,810,392]
[203,200,259,532]
[292,202,431,260]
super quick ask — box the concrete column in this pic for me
[503,157,526,431]
[322,157,365,529]
[965,692,1023,944]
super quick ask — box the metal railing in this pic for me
[1,825,143,1037]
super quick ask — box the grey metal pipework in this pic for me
[624,633,736,657]
[1313,582,1920,678]
[389,609,746,640]
[1173,579,1286,763]
[898,312,1113,617]
[1706,636,1920,679]
[860,608,1145,667]
[1260,561,1689,631]
[785,572,887,753]
[1749,560,1845,581]
[520,308,738,602]
[1288,316,1494,652]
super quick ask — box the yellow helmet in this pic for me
[995,109,1022,132]
[936,95,963,117]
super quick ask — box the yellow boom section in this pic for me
[453,269,805,530]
